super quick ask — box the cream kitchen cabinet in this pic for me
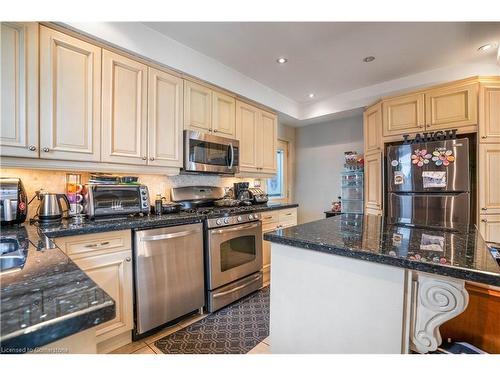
[479,215,500,243]
[39,25,102,161]
[0,22,39,158]
[261,208,297,284]
[364,152,383,211]
[101,50,148,165]
[478,143,500,215]
[425,82,478,131]
[147,67,184,168]
[364,102,383,154]
[236,100,277,175]
[382,92,425,137]
[54,230,133,353]
[184,80,236,138]
[479,82,500,143]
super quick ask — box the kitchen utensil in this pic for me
[37,192,70,223]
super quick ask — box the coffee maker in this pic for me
[0,178,28,225]
[233,182,252,205]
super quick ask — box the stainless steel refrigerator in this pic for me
[386,138,470,228]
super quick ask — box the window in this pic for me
[267,139,289,202]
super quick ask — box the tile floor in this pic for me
[110,311,271,354]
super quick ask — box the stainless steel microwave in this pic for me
[183,130,239,174]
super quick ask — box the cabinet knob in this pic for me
[481,136,487,139]
[213,129,217,133]
[481,207,487,211]
[149,157,155,161]
[42,147,49,152]
[125,257,131,262]
[481,219,488,223]
[29,145,37,151]
[142,156,147,160]
[418,125,424,128]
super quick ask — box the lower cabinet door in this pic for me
[262,232,272,284]
[479,215,500,243]
[72,250,133,342]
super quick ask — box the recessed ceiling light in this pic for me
[308,93,315,98]
[276,57,288,64]
[477,43,493,52]
[363,56,375,63]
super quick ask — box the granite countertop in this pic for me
[0,224,115,352]
[264,214,500,286]
[40,202,298,238]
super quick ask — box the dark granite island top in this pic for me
[0,224,115,352]
[264,214,500,286]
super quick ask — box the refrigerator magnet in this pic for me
[422,171,447,188]
[391,159,399,167]
[394,171,404,185]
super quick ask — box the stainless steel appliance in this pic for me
[37,191,70,224]
[134,223,204,337]
[387,138,471,228]
[0,178,28,225]
[206,213,263,312]
[84,184,150,218]
[248,187,269,204]
[184,130,239,174]
[171,185,225,209]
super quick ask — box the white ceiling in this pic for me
[144,22,500,107]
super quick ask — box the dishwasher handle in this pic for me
[138,229,200,242]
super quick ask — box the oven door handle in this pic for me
[212,273,262,298]
[139,229,200,242]
[228,143,234,170]
[211,222,260,234]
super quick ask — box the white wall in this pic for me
[295,115,364,224]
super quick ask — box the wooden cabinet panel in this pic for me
[147,67,183,167]
[382,93,424,137]
[479,144,500,215]
[212,91,235,138]
[72,250,133,342]
[40,25,101,161]
[236,100,259,170]
[260,110,277,174]
[102,50,148,165]
[184,80,212,133]
[364,102,382,153]
[425,82,478,131]
[0,22,38,158]
[479,82,500,143]
[479,215,500,243]
[364,152,383,210]
[55,230,131,260]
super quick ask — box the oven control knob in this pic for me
[248,214,254,220]
[223,218,230,224]
[216,219,222,225]
[237,216,243,222]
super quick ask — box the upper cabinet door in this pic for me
[184,80,212,133]
[236,100,259,170]
[425,82,478,131]
[212,91,236,138]
[260,110,277,174]
[102,50,148,165]
[382,93,425,137]
[147,67,183,168]
[1,22,38,158]
[39,26,101,161]
[479,144,500,215]
[364,102,382,153]
[479,82,500,143]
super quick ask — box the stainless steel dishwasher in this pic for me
[134,223,204,336]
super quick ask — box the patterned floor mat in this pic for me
[154,286,269,354]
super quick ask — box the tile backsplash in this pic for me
[0,168,263,219]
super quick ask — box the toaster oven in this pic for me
[84,184,150,218]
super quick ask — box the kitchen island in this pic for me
[264,214,500,354]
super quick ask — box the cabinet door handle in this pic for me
[85,241,110,248]
[142,156,147,160]
[481,136,487,139]
[418,124,424,128]
[42,147,49,152]
[481,207,487,211]
[285,213,293,216]
[263,216,273,219]
[149,157,155,161]
[481,219,488,223]
[213,129,218,133]
[125,257,131,262]
[29,145,37,151]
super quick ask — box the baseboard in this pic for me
[97,330,132,354]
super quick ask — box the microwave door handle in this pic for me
[228,143,234,169]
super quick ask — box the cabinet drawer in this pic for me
[54,230,132,259]
[263,222,280,233]
[261,211,279,224]
[278,208,297,223]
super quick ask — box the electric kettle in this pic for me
[37,191,70,224]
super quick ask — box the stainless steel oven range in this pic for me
[206,213,263,312]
